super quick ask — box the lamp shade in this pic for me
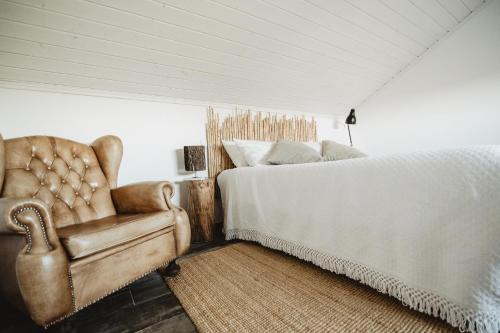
[345,109,357,125]
[184,146,206,172]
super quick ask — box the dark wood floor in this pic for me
[0,240,230,333]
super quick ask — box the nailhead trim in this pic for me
[11,206,52,253]
[44,259,175,328]
[67,268,76,311]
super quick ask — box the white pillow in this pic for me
[305,142,321,155]
[222,140,248,167]
[266,141,322,165]
[234,140,275,167]
[322,140,367,161]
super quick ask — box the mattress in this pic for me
[217,146,500,333]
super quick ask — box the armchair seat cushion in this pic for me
[57,211,175,259]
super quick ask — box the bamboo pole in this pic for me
[206,107,318,178]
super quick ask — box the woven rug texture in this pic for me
[166,242,456,333]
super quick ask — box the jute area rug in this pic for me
[166,242,456,333]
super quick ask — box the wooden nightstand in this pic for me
[186,178,215,243]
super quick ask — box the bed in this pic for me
[217,146,500,333]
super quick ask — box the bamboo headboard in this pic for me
[206,107,318,178]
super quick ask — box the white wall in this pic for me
[356,0,500,156]
[0,87,209,206]
[0,87,347,207]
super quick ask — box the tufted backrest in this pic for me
[0,135,123,228]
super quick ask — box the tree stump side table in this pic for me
[186,178,215,243]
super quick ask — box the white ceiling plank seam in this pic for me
[0,0,485,114]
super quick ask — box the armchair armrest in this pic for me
[0,197,73,327]
[111,181,175,214]
[111,181,191,256]
[0,197,60,254]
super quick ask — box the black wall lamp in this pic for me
[345,108,356,147]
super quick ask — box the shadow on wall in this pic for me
[176,148,192,176]
[177,181,190,212]
[175,148,191,210]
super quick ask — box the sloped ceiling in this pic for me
[0,0,486,114]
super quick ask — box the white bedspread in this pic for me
[217,146,500,333]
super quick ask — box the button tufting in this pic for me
[47,166,51,170]
[40,182,45,186]
[25,167,30,171]
[80,178,84,181]
[92,188,96,192]
[85,165,89,169]
[62,179,66,184]
[75,192,79,196]
[32,195,36,199]
[31,153,35,157]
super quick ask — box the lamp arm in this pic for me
[347,124,353,147]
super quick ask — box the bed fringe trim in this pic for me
[226,229,499,333]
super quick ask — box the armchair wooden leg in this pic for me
[159,260,180,278]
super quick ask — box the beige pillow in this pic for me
[322,140,367,161]
[267,141,322,165]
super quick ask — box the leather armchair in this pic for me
[0,134,190,327]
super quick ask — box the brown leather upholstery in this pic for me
[90,136,122,189]
[0,135,191,327]
[0,235,26,310]
[111,181,175,213]
[172,207,191,256]
[0,134,5,194]
[111,181,191,255]
[58,211,175,259]
[0,196,73,325]
[70,230,176,309]
[2,136,116,228]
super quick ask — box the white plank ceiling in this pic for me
[0,0,486,113]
